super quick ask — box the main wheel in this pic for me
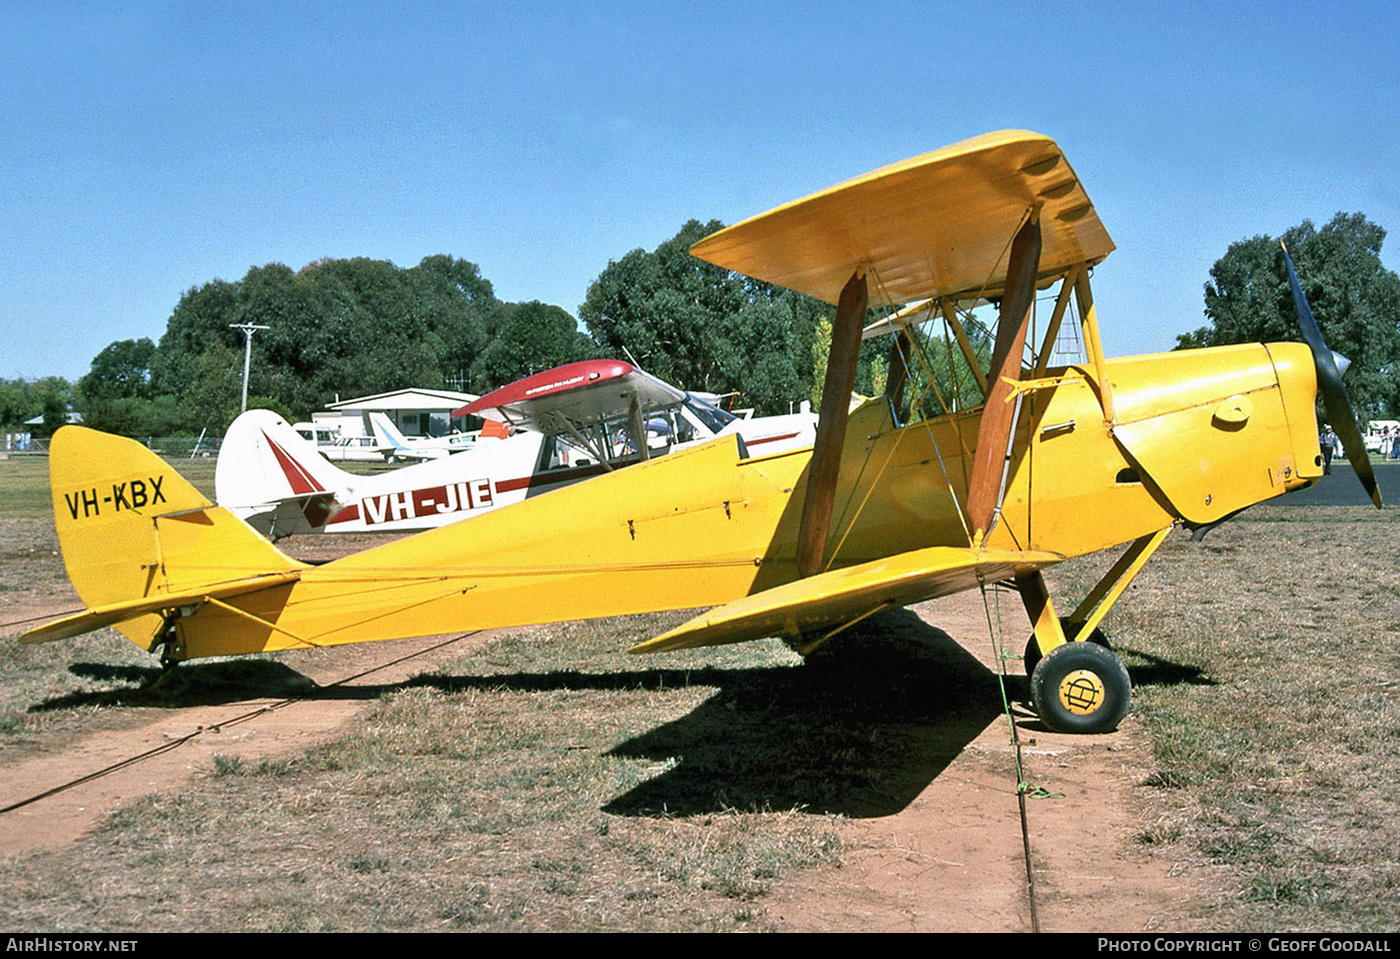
[1029,640,1131,734]
[1023,618,1110,674]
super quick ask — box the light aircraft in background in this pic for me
[452,358,816,465]
[24,131,1378,735]
[214,358,817,537]
[1363,420,1398,455]
[366,412,477,462]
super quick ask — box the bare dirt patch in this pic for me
[1,530,483,858]
[765,592,1200,933]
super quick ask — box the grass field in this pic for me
[0,454,1396,931]
[1051,500,1400,930]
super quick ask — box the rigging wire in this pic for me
[1,607,88,634]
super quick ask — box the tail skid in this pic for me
[26,427,305,658]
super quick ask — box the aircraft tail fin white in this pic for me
[367,412,448,460]
[367,412,412,452]
[215,410,351,536]
[25,426,304,652]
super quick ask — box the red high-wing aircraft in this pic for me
[216,359,816,537]
[24,131,1378,734]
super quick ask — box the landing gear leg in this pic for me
[1016,570,1068,672]
[151,611,186,672]
[1013,526,1171,733]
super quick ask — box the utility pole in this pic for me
[229,323,270,412]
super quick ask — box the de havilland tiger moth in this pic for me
[22,130,1379,734]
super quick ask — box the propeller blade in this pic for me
[796,269,868,577]
[1281,243,1382,508]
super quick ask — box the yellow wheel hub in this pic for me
[1058,669,1105,715]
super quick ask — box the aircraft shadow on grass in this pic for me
[598,609,1005,818]
[1105,646,1214,689]
[35,659,318,711]
[38,610,1213,818]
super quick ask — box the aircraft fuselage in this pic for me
[162,341,1321,660]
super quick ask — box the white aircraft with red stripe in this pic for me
[215,359,816,537]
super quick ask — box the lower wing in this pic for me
[631,546,1062,653]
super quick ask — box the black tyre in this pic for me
[1029,640,1131,734]
[1023,618,1110,674]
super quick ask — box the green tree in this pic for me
[810,317,831,408]
[149,278,245,429]
[75,338,161,434]
[581,220,737,390]
[581,220,830,414]
[1178,213,1400,417]
[40,389,70,437]
[408,254,499,385]
[78,338,156,401]
[0,376,71,430]
[137,254,513,432]
[471,301,596,390]
[0,380,24,429]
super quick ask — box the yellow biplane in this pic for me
[23,131,1380,734]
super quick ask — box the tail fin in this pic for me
[215,410,351,535]
[367,412,412,452]
[28,427,303,652]
[367,412,447,460]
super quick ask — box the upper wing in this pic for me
[630,545,1062,653]
[690,130,1113,305]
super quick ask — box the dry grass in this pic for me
[1047,501,1400,931]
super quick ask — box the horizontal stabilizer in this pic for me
[22,572,303,645]
[631,546,1062,654]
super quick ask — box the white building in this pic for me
[315,388,480,438]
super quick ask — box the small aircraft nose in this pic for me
[1332,351,1351,377]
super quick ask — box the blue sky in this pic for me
[3,1,1398,381]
